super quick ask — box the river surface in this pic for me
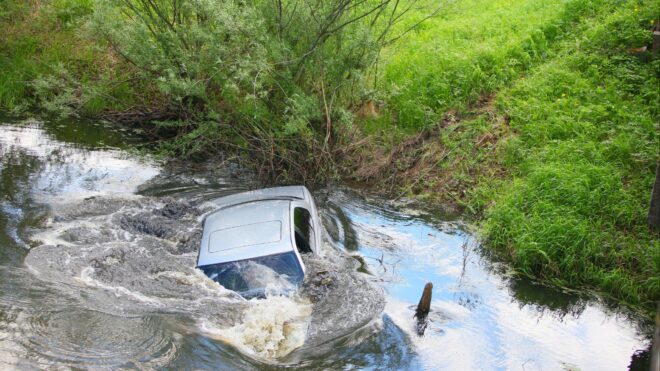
[0,115,653,370]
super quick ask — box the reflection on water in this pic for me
[0,115,654,370]
[320,190,652,370]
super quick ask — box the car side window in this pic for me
[293,207,315,253]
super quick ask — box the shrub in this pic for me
[86,0,439,180]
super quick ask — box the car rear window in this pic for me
[199,251,304,297]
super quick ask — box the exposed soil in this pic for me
[345,95,510,211]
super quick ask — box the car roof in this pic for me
[197,186,313,267]
[206,185,307,210]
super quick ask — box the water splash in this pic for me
[23,193,385,362]
[201,295,313,359]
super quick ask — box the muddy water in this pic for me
[0,116,653,370]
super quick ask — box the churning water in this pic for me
[0,116,653,370]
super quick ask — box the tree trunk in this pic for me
[652,20,660,53]
[649,161,660,230]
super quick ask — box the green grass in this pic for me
[377,0,660,311]
[479,0,660,308]
[379,0,608,129]
[0,0,140,115]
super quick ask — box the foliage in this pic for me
[82,0,437,180]
[91,0,269,113]
[1,0,439,181]
[378,0,612,129]
[0,0,140,115]
[481,0,660,309]
[359,0,659,312]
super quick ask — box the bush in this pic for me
[85,0,439,180]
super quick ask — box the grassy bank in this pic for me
[483,4,660,307]
[0,0,141,115]
[364,0,660,312]
[378,0,579,129]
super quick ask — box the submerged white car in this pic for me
[196,186,321,297]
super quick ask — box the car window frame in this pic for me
[291,202,316,253]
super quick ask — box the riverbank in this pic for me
[1,0,659,315]
[354,0,660,315]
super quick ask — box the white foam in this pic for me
[200,295,312,359]
[76,267,165,307]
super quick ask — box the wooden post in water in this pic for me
[416,282,433,318]
[414,282,433,336]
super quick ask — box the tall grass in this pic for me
[476,0,660,309]
[379,0,611,129]
[373,0,659,311]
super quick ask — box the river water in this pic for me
[0,115,653,370]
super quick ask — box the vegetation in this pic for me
[483,3,660,308]
[1,0,658,313]
[379,0,579,129]
[2,0,439,181]
[0,0,144,116]
[364,0,660,312]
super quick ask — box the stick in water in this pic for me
[414,282,433,336]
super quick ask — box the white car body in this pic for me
[196,186,321,296]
